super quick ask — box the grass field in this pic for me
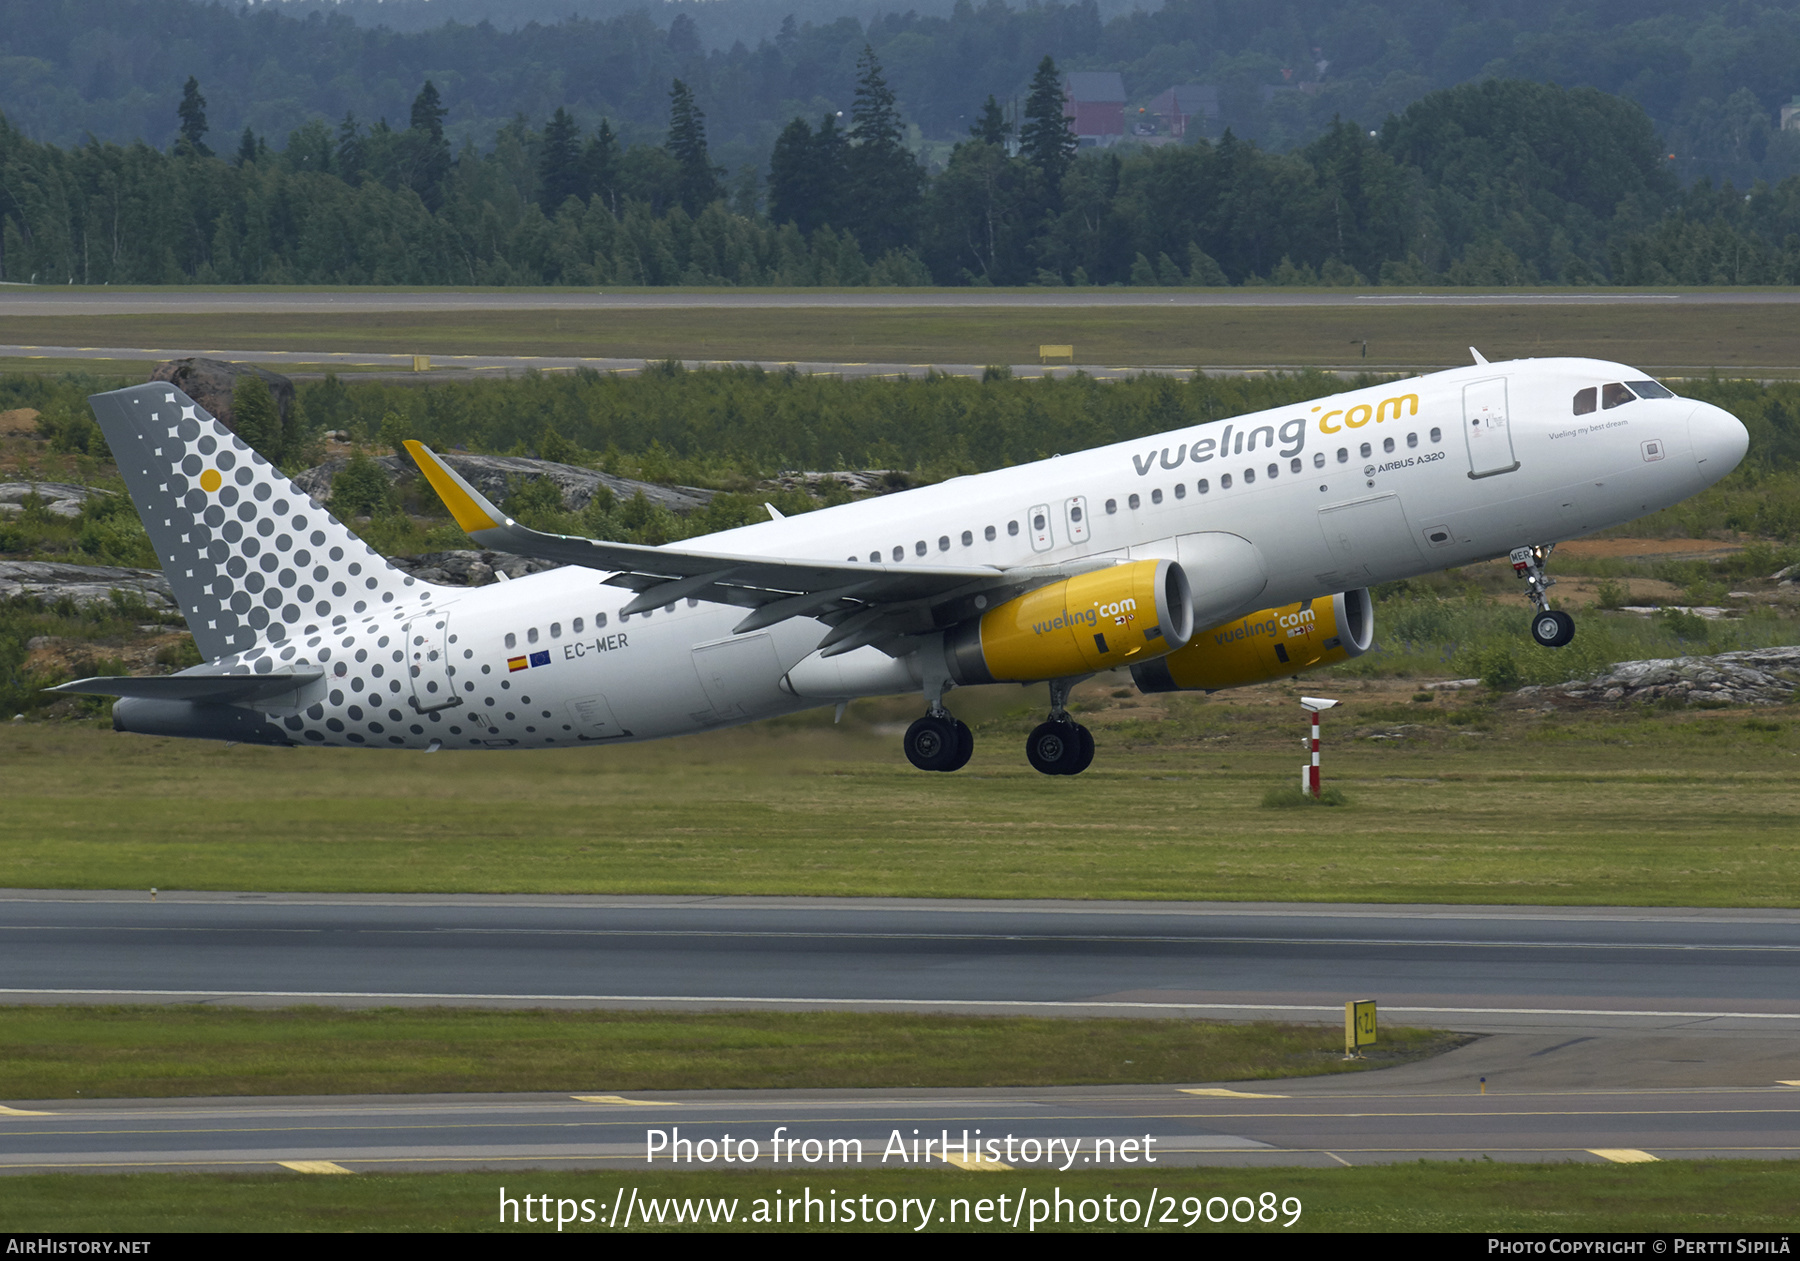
[5,670,1799,905]
[4,300,1800,372]
[0,1007,1460,1100]
[2,1163,1793,1232]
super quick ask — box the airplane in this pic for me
[59,353,1747,775]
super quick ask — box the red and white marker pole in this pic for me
[1299,697,1340,798]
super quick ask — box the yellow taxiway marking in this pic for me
[572,1095,673,1106]
[0,1105,54,1116]
[1588,1149,1659,1163]
[941,1154,1013,1171]
[277,1160,354,1174]
[1180,1088,1290,1099]
[1778,1081,1800,1087]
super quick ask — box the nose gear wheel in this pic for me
[1511,544,1575,649]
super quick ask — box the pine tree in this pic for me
[767,117,815,229]
[666,79,722,214]
[768,113,847,233]
[1020,56,1078,193]
[970,95,1010,146]
[584,120,621,215]
[407,80,452,210]
[235,127,259,168]
[539,107,585,211]
[177,77,211,156]
[336,113,364,184]
[844,46,922,255]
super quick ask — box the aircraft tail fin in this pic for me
[86,384,448,664]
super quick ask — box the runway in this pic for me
[0,343,1191,382]
[4,1082,1797,1174]
[3,891,1795,1173]
[2,288,1796,316]
[3,891,1796,1034]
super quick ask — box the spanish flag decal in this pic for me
[508,656,528,672]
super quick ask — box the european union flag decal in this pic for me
[529,650,551,668]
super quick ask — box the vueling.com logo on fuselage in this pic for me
[1315,393,1419,434]
[1034,597,1137,636]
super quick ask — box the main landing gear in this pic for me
[902,673,1096,776]
[1512,544,1575,648]
[904,709,973,773]
[1025,676,1094,777]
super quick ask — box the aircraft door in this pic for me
[1317,494,1425,587]
[1029,504,1054,552]
[1464,378,1519,478]
[1064,496,1090,544]
[692,633,784,720]
[404,614,461,713]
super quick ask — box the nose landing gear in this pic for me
[1512,544,1575,648]
[1026,676,1095,776]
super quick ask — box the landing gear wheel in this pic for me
[944,719,974,772]
[904,714,961,772]
[1531,609,1575,649]
[1025,720,1092,776]
[1067,723,1095,775]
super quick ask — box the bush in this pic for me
[329,451,399,518]
[232,376,282,463]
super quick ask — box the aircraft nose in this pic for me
[1688,401,1749,478]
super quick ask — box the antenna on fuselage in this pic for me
[1470,347,1489,365]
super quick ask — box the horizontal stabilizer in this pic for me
[49,670,323,705]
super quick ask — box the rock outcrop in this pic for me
[0,560,174,610]
[0,482,110,520]
[387,550,563,586]
[1519,647,1800,707]
[290,452,713,516]
[149,358,295,437]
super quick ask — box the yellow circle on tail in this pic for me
[199,468,222,493]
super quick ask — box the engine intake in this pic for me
[1131,588,1372,693]
[947,559,1193,685]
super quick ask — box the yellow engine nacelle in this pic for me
[947,559,1194,685]
[1130,589,1373,693]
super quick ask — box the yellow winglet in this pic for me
[403,440,504,533]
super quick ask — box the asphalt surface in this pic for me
[4,892,1795,1173]
[5,1082,1797,1174]
[0,343,1196,382]
[4,891,1796,1032]
[2,288,1797,315]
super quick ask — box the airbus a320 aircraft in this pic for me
[63,354,1746,775]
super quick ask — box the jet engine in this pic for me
[946,559,1193,685]
[1130,589,1373,693]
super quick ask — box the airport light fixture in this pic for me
[1299,697,1339,797]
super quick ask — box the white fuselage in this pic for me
[264,357,1748,750]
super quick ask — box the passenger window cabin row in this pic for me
[492,425,1457,656]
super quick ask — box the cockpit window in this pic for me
[1602,382,1635,410]
[1573,387,1597,415]
[1627,379,1673,399]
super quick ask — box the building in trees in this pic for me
[1147,85,1220,140]
[1064,72,1126,146]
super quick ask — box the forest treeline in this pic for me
[11,0,1800,189]
[8,70,1800,288]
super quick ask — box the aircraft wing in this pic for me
[405,441,1100,655]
